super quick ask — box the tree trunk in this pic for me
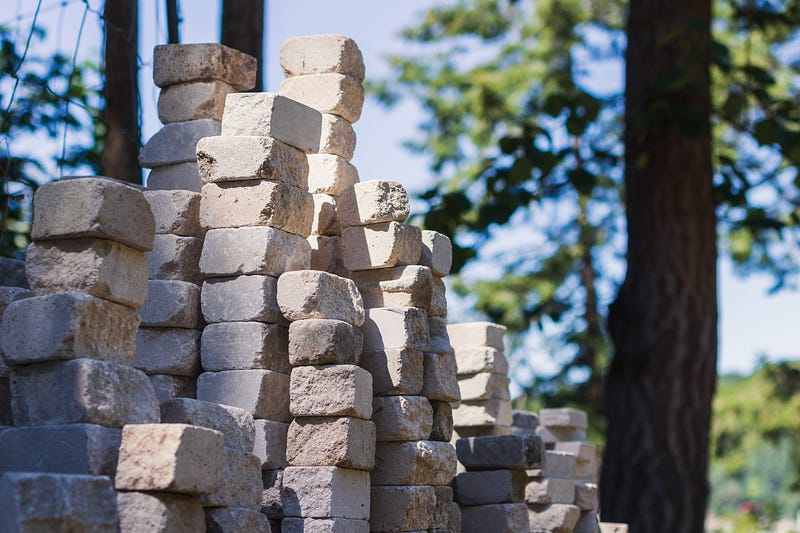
[100,0,141,184]
[601,0,717,531]
[221,0,265,91]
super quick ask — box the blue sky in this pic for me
[5,0,800,376]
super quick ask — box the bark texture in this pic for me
[221,0,265,91]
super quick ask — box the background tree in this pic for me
[221,0,265,91]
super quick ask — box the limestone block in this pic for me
[422,351,460,402]
[0,257,27,288]
[200,448,262,509]
[11,359,159,427]
[600,522,629,533]
[341,222,421,271]
[0,472,117,532]
[26,239,148,309]
[144,190,204,237]
[430,276,448,317]
[205,506,271,532]
[370,486,435,532]
[428,316,452,354]
[261,469,284,518]
[118,491,205,533]
[429,399,454,441]
[147,234,203,284]
[200,180,313,237]
[290,365,372,419]
[201,275,285,325]
[512,410,540,433]
[311,193,340,236]
[535,425,587,445]
[32,177,154,251]
[539,407,588,430]
[277,270,364,325]
[361,307,429,351]
[160,398,255,452]
[420,230,452,277]
[576,457,599,481]
[528,503,581,532]
[282,517,368,533]
[456,434,543,471]
[525,478,576,505]
[372,395,432,442]
[308,235,348,277]
[140,119,221,168]
[454,346,508,376]
[358,348,423,396]
[555,441,596,463]
[201,226,310,279]
[134,328,200,376]
[147,162,203,192]
[153,43,257,90]
[116,423,223,494]
[158,80,234,123]
[372,441,456,486]
[196,135,308,189]
[280,34,365,82]
[287,417,375,470]
[221,93,322,153]
[0,293,138,365]
[139,280,202,329]
[288,319,363,366]
[447,321,506,351]
[338,180,410,227]
[575,482,598,511]
[0,424,121,478]
[459,372,511,402]
[431,486,457,530]
[319,113,356,160]
[307,153,359,195]
[201,321,289,373]
[253,419,289,469]
[279,73,364,122]
[149,374,196,403]
[197,369,290,421]
[460,503,529,533]
[281,466,370,519]
[351,265,433,310]
[453,470,527,505]
[453,399,513,429]
[574,511,601,533]
[534,450,577,479]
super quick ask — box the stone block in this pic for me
[430,276,448,317]
[12,359,159,427]
[540,408,589,430]
[454,346,508,376]
[26,239,148,309]
[456,434,542,471]
[201,226,310,279]
[0,257,27,288]
[135,327,200,376]
[372,441,456,486]
[458,372,511,402]
[32,177,155,251]
[0,472,117,532]
[338,180,410,227]
[221,93,322,153]
[205,506,271,532]
[453,399,513,429]
[554,441,596,463]
[319,113,356,160]
[311,193,340,236]
[147,234,203,284]
[282,517,369,533]
[341,221,421,271]
[280,34,365,82]
[307,153,359,195]
[153,43,257,90]
[431,485,457,530]
[200,180,313,237]
[535,425,587,445]
[351,265,433,310]
[144,189,204,237]
[361,307,429,352]
[158,80,235,123]
[358,348,423,396]
[200,448,262,509]
[575,482,598,511]
[428,316,452,354]
[525,477,576,505]
[201,275,285,325]
[288,319,363,366]
[279,73,364,122]
[447,321,506,351]
[460,503,529,533]
[139,280,202,328]
[147,162,203,192]
[196,135,308,189]
[290,365,372,419]
[261,469,283,518]
[281,466,370,520]
[420,230,452,277]
[118,491,205,532]
[0,424,120,478]
[140,118,221,168]
[532,450,577,479]
[160,398,255,452]
[201,321,289,373]
[197,369,290,421]
[576,457,598,481]
[422,351,460,402]
[372,395,432,442]
[287,417,375,470]
[308,235,347,277]
[370,486,435,532]
[429,399,454,441]
[512,410,540,432]
[277,270,364,325]
[574,511,601,533]
[253,419,289,469]
[600,522,629,533]
[150,374,197,403]
[0,293,138,366]
[453,470,528,505]
[528,503,581,532]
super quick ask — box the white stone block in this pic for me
[281,466,370,520]
[200,226,311,278]
[279,73,364,123]
[139,119,221,168]
[146,162,203,192]
[144,189,204,237]
[341,222,421,271]
[280,34,365,82]
[158,80,235,123]
[197,369,290,421]
[361,307,429,352]
[307,153,359,195]
[289,365,372,420]
[319,113,356,160]
[420,230,452,277]
[153,43,257,90]
[337,180,410,227]
[277,270,364,326]
[201,275,285,325]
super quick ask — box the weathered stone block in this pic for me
[456,434,543,471]
[144,189,204,237]
[600,523,629,533]
[200,448,262,509]
[118,491,205,532]
[253,419,289,469]
[528,503,581,532]
[149,374,197,403]
[372,395,432,442]
[261,469,283,518]
[420,230,452,278]
[430,399,454,441]
[447,321,506,351]
[147,162,203,192]
[361,307,429,352]
[535,425,587,445]
[201,275,285,325]
[453,399,513,429]
[576,458,598,481]
[308,235,348,277]
[338,180,410,227]
[158,80,235,123]
[358,348,423,396]
[0,257,27,288]
[575,482,598,511]
[205,506,271,532]
[197,369,290,421]
[574,511,601,533]
[533,450,577,479]
[431,485,457,530]
[140,118,221,168]
[428,316,452,354]
[372,441,456,486]
[139,280,202,328]
[160,398,255,452]
[153,43,257,90]
[146,234,203,284]
[460,503,529,533]
[280,34,365,82]
[540,407,589,430]
[422,351,460,402]
[351,265,433,309]
[430,276,448,317]
[454,346,508,376]
[459,372,511,402]
[287,417,375,470]
[512,410,540,432]
[307,153,359,195]
[319,113,356,160]
[281,466,370,519]
[290,365,372,419]
[555,441,596,463]
[282,517,368,533]
[311,193,340,236]
[453,470,527,505]
[341,222,421,271]
[279,73,364,122]
[370,486,435,532]
[288,319,363,366]
[201,226,310,279]
[135,327,200,376]
[277,270,364,325]
[525,477,576,505]
[201,321,289,373]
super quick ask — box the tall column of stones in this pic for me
[277,270,374,532]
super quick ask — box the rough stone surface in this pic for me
[0,293,139,365]
[536,450,578,479]
[453,399,513,429]
[139,118,221,168]
[201,226,310,279]
[460,503,529,533]
[372,395,432,442]
[221,93,322,153]
[430,276,448,317]
[311,193,340,236]
[525,477,576,505]
[512,410,540,432]
[144,190,204,237]
[147,162,203,192]
[146,234,203,284]
[358,348,423,397]
[280,34,365,82]
[420,230,452,278]
[288,319,363,366]
[11,358,159,427]
[351,265,433,310]
[341,222,421,271]
[149,374,196,403]
[281,466,370,520]
[600,522,629,533]
[338,181,410,227]
[261,469,284,518]
[307,153,359,195]
[290,365,372,419]
[282,517,369,533]
[134,327,200,376]
[458,372,511,402]
[279,73,364,122]
[428,316,452,354]
[422,351,460,402]
[319,113,356,160]
[197,369,290,421]
[429,399,454,442]
[115,423,224,494]
[253,419,289,469]
[200,448,262,509]
[118,491,205,533]
[160,398,255,452]
[277,270,364,325]
[576,457,598,482]
[201,321,289,373]
[447,322,506,351]
[361,307,429,352]
[287,417,375,470]
[535,425,587,445]
[308,235,348,277]
[456,434,543,471]
[372,441,456,486]
[0,257,28,288]
[139,280,202,329]
[32,177,155,251]
[153,43,257,90]
[158,80,235,123]
[454,346,509,376]
[197,135,308,189]
[453,470,527,505]
[370,486,435,532]
[574,482,599,510]
[201,275,285,325]
[539,408,589,430]
[205,506,271,532]
[554,441,596,463]
[528,503,581,531]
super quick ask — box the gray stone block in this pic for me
[118,491,205,532]
[0,377,9,424]
[420,230,452,278]
[422,351,460,402]
[139,280,202,329]
[460,503,529,533]
[253,419,288,469]
[197,369,290,421]
[458,372,511,402]
[201,275,285,325]
[453,399,513,429]
[147,234,203,284]
[287,417,375,470]
[139,119,221,168]
[525,477,576,505]
[308,235,348,277]
[358,348,423,397]
[160,398,255,452]
[201,321,289,373]
[512,410,540,432]
[338,180,410,227]
[372,396,432,442]
[311,193,340,236]
[277,270,364,325]
[205,506,271,532]
[528,503,581,532]
[350,265,433,310]
[454,346,508,376]
[319,113,356,160]
[453,470,527,505]
[429,399,454,442]
[153,43,257,90]
[200,226,310,278]
[279,73,364,123]
[200,447,262,509]
[0,257,28,288]
[341,221,422,271]
[306,153,359,195]
[372,441,456,486]
[535,425,587,445]
[432,485,458,530]
[143,189,204,237]
[280,34,365,82]
[288,319,363,367]
[158,80,235,123]
[369,485,435,532]
[428,316,452,354]
[361,307,429,352]
[574,510,601,533]
[447,322,506,351]
[281,466,370,519]
[290,365,372,420]
[146,162,203,192]
[430,276,448,317]
[539,407,589,430]
[134,328,201,376]
[149,374,197,403]
[456,434,543,471]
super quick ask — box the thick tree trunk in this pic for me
[601,0,717,531]
[221,0,265,91]
[100,0,141,184]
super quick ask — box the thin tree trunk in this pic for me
[100,0,141,184]
[601,0,717,530]
[221,0,265,91]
